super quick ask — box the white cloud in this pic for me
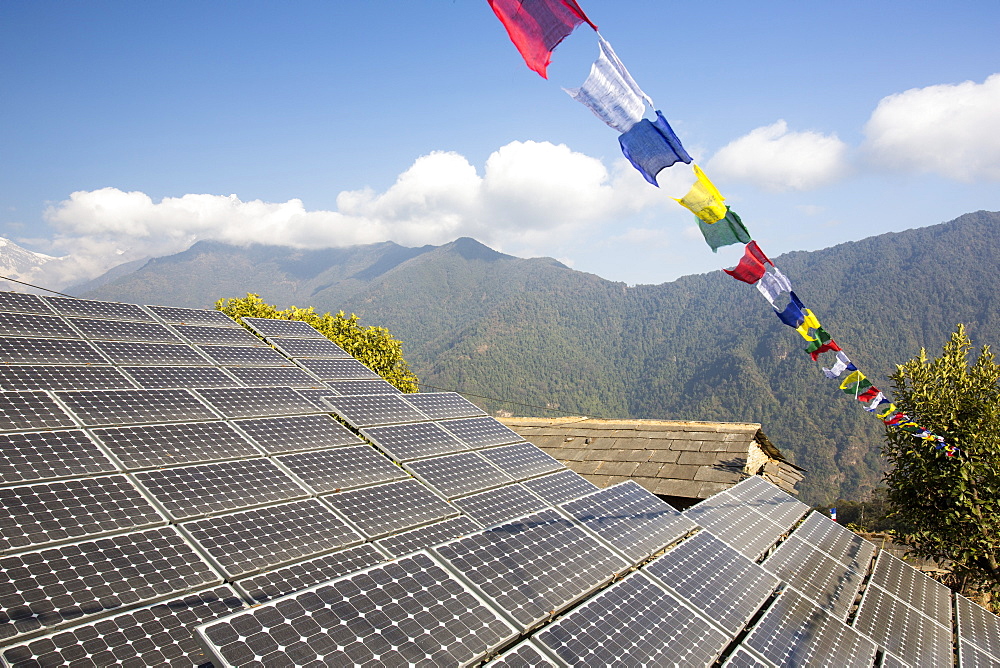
[863,74,1000,181]
[707,120,849,191]
[38,140,685,287]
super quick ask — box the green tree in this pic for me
[883,324,1000,595]
[215,293,419,392]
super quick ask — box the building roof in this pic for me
[501,416,804,499]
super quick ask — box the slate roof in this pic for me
[501,416,804,500]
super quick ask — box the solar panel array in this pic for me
[0,290,996,667]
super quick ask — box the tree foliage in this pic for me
[215,293,418,393]
[883,324,1000,592]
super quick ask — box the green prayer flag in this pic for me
[698,207,751,252]
[804,327,833,352]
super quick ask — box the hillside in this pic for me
[80,211,1000,504]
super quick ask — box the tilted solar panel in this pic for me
[0,365,134,393]
[296,357,380,379]
[868,551,952,627]
[401,391,486,420]
[0,292,54,314]
[196,552,517,668]
[146,304,241,328]
[852,582,952,667]
[91,421,261,470]
[406,451,515,499]
[233,414,361,454]
[762,533,866,620]
[375,515,483,558]
[42,296,156,322]
[196,345,294,367]
[533,571,731,667]
[321,393,429,428]
[270,337,350,358]
[0,312,78,339]
[791,511,876,573]
[92,340,208,366]
[0,390,77,432]
[241,316,327,339]
[193,386,318,419]
[960,639,1000,668]
[684,494,790,559]
[726,474,809,530]
[55,388,218,426]
[361,421,469,461]
[488,640,558,667]
[722,647,771,668]
[66,317,183,344]
[521,469,599,505]
[0,337,109,365]
[440,415,523,448]
[293,387,340,409]
[276,445,409,494]
[174,324,266,347]
[479,441,564,480]
[326,378,402,395]
[451,483,549,529]
[122,364,240,389]
[957,593,1000,663]
[225,365,322,388]
[0,429,118,486]
[324,479,459,539]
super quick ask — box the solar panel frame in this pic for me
[173,323,267,347]
[92,340,210,366]
[522,469,600,505]
[196,551,518,668]
[400,391,487,420]
[868,551,952,626]
[478,441,564,480]
[0,364,135,391]
[439,415,524,448]
[323,479,460,539]
[1,585,246,668]
[179,498,364,579]
[559,481,697,564]
[121,364,242,389]
[0,429,118,486]
[375,515,483,558]
[451,483,550,529]
[852,581,953,667]
[0,337,110,365]
[0,526,222,644]
[241,316,327,339]
[41,296,157,322]
[533,571,732,668]
[957,593,1000,662]
[233,543,387,604]
[91,420,262,470]
[761,533,865,620]
[296,357,380,379]
[0,390,78,432]
[233,414,363,454]
[321,393,431,428]
[0,291,55,314]
[276,445,410,494]
[134,458,309,521]
[405,450,515,499]
[0,474,167,553]
[0,312,79,339]
[146,304,242,327]
[196,344,295,367]
[55,388,219,426]
[269,337,351,358]
[65,317,184,344]
[432,509,628,631]
[361,420,471,461]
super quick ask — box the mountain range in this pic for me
[73,210,1000,504]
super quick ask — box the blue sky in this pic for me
[2,1,998,288]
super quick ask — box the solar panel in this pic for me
[324,479,459,539]
[196,344,294,367]
[0,526,221,643]
[55,388,218,426]
[791,511,876,573]
[234,543,387,604]
[134,458,308,521]
[146,304,241,327]
[241,316,326,339]
[744,588,878,668]
[868,552,953,626]
[0,312,78,338]
[276,445,410,493]
[957,593,1000,662]
[322,393,429,428]
[684,493,789,559]
[42,296,156,322]
[93,340,208,366]
[0,336,109,365]
[193,386,318,418]
[852,583,953,667]
[762,533,865,620]
[0,364,135,391]
[326,378,402,395]
[122,364,240,389]
[880,652,910,668]
[66,317,183,343]
[480,441,565,480]
[1,585,245,668]
[270,337,350,358]
[401,391,486,420]
[726,475,809,530]
[0,429,118,486]
[294,387,341,409]
[179,498,363,579]
[522,469,600,505]
[375,515,483,558]
[361,421,469,461]
[234,414,362,454]
[0,291,54,314]
[722,647,771,668]
[452,483,549,528]
[645,532,779,635]
[173,323,266,347]
[489,640,558,667]
[0,390,76,432]
[196,552,517,667]
[433,509,627,630]
[0,475,166,552]
[225,365,322,388]
[405,451,514,499]
[296,357,380,379]
[560,481,696,563]
[92,421,261,470]
[960,639,1000,668]
[533,571,732,667]
[440,415,523,448]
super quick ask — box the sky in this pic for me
[1,1,998,289]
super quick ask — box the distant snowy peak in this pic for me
[0,237,58,292]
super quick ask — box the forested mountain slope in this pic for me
[81,211,1000,503]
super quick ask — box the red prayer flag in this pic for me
[856,387,881,402]
[723,242,769,283]
[808,340,842,361]
[487,0,598,78]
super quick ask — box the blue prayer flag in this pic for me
[774,292,807,328]
[618,111,692,186]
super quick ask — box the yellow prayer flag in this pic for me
[674,164,727,223]
[839,370,866,391]
[876,403,897,418]
[795,309,821,341]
